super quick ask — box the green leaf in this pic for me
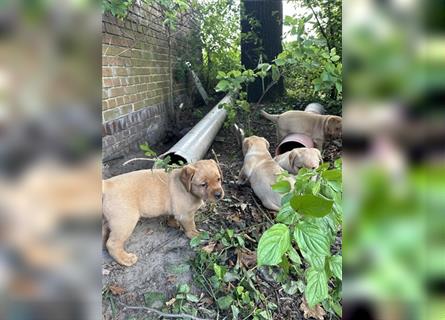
[281,192,293,206]
[223,272,239,282]
[274,58,286,66]
[331,55,340,62]
[257,224,291,266]
[271,65,280,82]
[290,194,334,217]
[331,300,342,317]
[283,280,299,295]
[276,202,298,225]
[189,236,201,247]
[215,79,230,92]
[236,235,245,247]
[334,158,342,168]
[231,305,240,319]
[213,263,226,280]
[272,180,291,193]
[329,255,342,280]
[306,254,325,270]
[335,81,342,93]
[322,169,342,182]
[217,295,234,310]
[321,71,330,82]
[144,292,165,308]
[178,283,190,294]
[294,222,330,256]
[311,180,321,195]
[186,293,200,302]
[288,246,302,265]
[305,268,329,308]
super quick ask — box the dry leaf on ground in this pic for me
[202,241,216,253]
[236,248,257,268]
[165,298,176,306]
[109,285,126,296]
[300,297,326,320]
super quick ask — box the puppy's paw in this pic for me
[167,217,180,228]
[117,252,138,267]
[185,229,200,239]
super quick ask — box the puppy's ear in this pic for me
[327,116,342,136]
[290,150,301,169]
[180,165,196,192]
[242,138,252,154]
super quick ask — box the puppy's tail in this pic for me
[233,123,245,146]
[260,109,279,123]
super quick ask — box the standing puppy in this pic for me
[238,136,294,211]
[261,110,342,150]
[274,148,322,174]
[103,159,223,266]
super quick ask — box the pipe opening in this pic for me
[162,153,188,165]
[276,141,306,155]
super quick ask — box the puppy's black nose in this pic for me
[214,191,222,199]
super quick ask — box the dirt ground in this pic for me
[102,101,342,320]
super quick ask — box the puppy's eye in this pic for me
[201,182,207,187]
[217,178,221,182]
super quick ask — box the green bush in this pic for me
[257,159,342,316]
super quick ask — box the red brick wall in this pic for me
[102,2,196,159]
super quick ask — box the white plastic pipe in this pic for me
[160,93,233,164]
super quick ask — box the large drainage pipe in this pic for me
[159,93,234,164]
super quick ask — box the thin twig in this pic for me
[118,301,209,320]
[251,196,274,225]
[122,158,156,166]
[211,149,220,167]
[254,80,278,106]
[306,0,332,51]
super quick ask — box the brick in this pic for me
[108,98,117,109]
[103,78,113,88]
[109,87,125,98]
[133,101,144,111]
[125,85,137,95]
[120,104,132,115]
[103,108,121,122]
[114,67,128,77]
[102,67,113,77]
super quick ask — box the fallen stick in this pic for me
[118,301,210,320]
[122,158,156,166]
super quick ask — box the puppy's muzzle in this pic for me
[214,191,223,200]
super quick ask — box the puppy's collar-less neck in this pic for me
[245,150,267,157]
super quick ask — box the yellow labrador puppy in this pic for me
[274,148,322,174]
[102,159,223,266]
[261,110,342,149]
[238,136,294,211]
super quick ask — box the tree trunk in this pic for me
[241,0,284,102]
